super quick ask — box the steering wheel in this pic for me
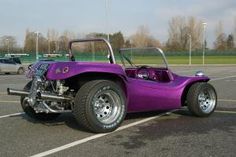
[136,66,150,80]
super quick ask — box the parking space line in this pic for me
[0,100,19,103]
[0,112,24,119]
[211,75,236,81]
[215,110,236,114]
[0,92,6,95]
[30,110,176,157]
[218,99,236,102]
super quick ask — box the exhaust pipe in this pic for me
[7,88,29,96]
[7,88,72,102]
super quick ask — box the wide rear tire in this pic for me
[73,80,126,133]
[21,81,60,121]
[187,82,217,117]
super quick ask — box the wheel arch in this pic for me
[65,72,128,97]
[181,80,209,106]
[17,66,25,74]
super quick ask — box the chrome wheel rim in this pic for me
[93,90,122,124]
[198,89,216,113]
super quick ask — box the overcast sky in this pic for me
[0,0,235,47]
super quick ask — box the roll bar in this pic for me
[68,38,116,64]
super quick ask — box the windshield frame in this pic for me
[68,38,116,64]
[119,47,169,69]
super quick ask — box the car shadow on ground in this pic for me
[19,112,91,132]
[104,110,236,150]
[15,108,235,134]
[15,109,190,133]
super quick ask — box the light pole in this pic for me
[202,22,207,65]
[105,0,110,42]
[48,39,50,54]
[188,34,192,65]
[6,39,10,54]
[54,41,58,53]
[35,31,39,61]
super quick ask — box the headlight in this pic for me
[195,71,204,77]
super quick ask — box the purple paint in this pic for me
[27,61,209,113]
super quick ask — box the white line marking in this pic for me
[30,110,176,157]
[218,99,236,102]
[215,110,236,114]
[0,92,6,95]
[0,112,24,119]
[226,80,236,82]
[0,100,18,103]
[211,75,236,81]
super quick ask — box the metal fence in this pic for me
[0,50,236,64]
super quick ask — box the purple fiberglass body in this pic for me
[7,38,216,133]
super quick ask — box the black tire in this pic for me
[17,67,25,75]
[21,81,60,121]
[73,80,126,133]
[187,82,217,117]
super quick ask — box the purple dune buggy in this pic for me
[7,38,217,133]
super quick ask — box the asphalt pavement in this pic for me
[0,65,235,157]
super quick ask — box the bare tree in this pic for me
[24,29,47,53]
[131,25,149,47]
[124,39,131,48]
[214,21,227,50]
[226,34,234,50]
[58,30,76,52]
[167,16,185,50]
[166,16,203,51]
[187,17,203,50]
[47,29,60,53]
[131,25,161,47]
[0,35,17,53]
[110,31,125,51]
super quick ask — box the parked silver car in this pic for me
[0,57,25,74]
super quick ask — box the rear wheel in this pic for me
[21,81,60,121]
[187,82,217,117]
[73,80,126,133]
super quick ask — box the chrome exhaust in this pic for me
[7,88,72,102]
[7,88,29,96]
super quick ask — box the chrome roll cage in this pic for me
[68,38,168,68]
[68,38,116,64]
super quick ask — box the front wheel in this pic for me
[73,80,126,133]
[187,82,217,117]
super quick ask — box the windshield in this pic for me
[119,48,168,68]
